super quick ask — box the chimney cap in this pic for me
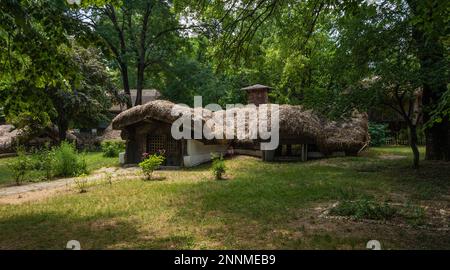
[241,84,273,91]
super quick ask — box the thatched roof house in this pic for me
[112,98,369,167]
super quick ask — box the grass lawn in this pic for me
[0,146,448,249]
[0,152,119,187]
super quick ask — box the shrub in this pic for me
[74,173,88,193]
[32,144,55,180]
[9,146,31,185]
[211,153,226,180]
[139,152,165,180]
[330,199,397,221]
[368,123,387,146]
[53,141,88,177]
[101,140,125,157]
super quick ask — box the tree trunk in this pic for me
[408,0,449,161]
[134,2,152,107]
[424,115,449,161]
[135,60,145,106]
[120,62,132,108]
[408,125,420,169]
[57,120,68,142]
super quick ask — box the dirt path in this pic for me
[0,167,141,204]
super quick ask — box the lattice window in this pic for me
[147,134,180,155]
[166,137,180,153]
[147,134,166,154]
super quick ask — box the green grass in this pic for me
[0,152,118,187]
[0,146,449,249]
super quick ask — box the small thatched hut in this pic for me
[112,90,369,167]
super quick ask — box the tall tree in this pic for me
[406,0,449,161]
[74,0,184,107]
[0,0,79,131]
[48,43,118,141]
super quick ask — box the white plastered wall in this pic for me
[183,140,228,167]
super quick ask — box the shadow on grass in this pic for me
[0,211,141,249]
[0,211,195,249]
[350,156,450,200]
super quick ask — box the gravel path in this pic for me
[0,167,140,198]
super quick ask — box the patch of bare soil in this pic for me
[284,203,450,249]
[378,155,407,160]
[90,218,120,230]
[0,167,142,205]
[0,186,71,205]
[319,202,449,231]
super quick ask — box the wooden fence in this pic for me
[385,137,425,146]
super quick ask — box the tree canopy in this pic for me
[0,0,448,163]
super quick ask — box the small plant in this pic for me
[73,173,88,193]
[101,140,125,157]
[53,141,88,177]
[139,151,165,180]
[9,146,31,185]
[330,199,397,221]
[336,187,358,201]
[211,153,226,180]
[76,153,88,176]
[402,202,426,227]
[104,171,113,186]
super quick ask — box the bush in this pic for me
[139,152,165,180]
[32,144,55,180]
[211,154,226,180]
[101,140,125,157]
[368,123,387,146]
[9,146,31,185]
[330,199,397,221]
[53,141,88,177]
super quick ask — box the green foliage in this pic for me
[8,146,31,185]
[0,0,119,136]
[53,141,88,177]
[101,140,125,157]
[0,0,80,129]
[331,198,428,226]
[425,85,450,129]
[32,144,56,180]
[368,123,387,147]
[211,154,226,180]
[75,0,182,108]
[48,43,119,139]
[330,199,397,221]
[139,153,165,180]
[402,202,426,227]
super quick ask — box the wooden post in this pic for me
[301,144,308,162]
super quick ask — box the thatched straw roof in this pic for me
[112,100,369,153]
[0,125,20,153]
[241,84,273,91]
[112,100,180,129]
